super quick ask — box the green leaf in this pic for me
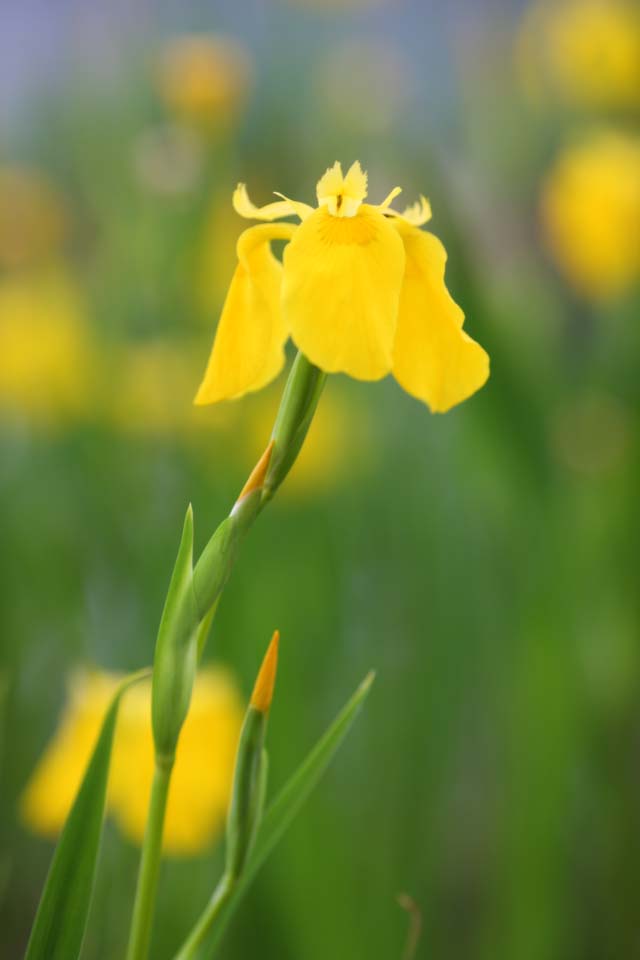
[25,670,148,960]
[194,670,375,959]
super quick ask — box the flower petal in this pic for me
[342,161,368,201]
[282,204,405,380]
[195,223,296,403]
[391,224,489,412]
[273,192,315,221]
[376,186,403,211]
[316,161,368,217]
[384,194,432,227]
[233,183,300,222]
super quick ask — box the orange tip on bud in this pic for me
[234,439,275,508]
[250,630,279,713]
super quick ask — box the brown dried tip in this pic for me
[250,630,279,713]
[235,439,275,506]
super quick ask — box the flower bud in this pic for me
[225,630,279,880]
[192,441,275,621]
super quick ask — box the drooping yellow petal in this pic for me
[232,183,299,222]
[391,223,489,412]
[282,204,405,380]
[195,223,296,404]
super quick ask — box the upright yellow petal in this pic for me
[342,161,368,203]
[316,161,368,217]
[316,161,345,202]
[282,205,405,380]
[391,223,489,412]
[195,222,296,403]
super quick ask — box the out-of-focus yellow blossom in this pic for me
[246,387,373,497]
[0,168,67,269]
[517,1,640,109]
[21,672,118,836]
[21,667,244,856]
[540,131,640,300]
[109,670,243,853]
[195,162,489,414]
[108,340,234,438]
[156,35,252,129]
[0,273,94,424]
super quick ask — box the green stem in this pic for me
[129,352,325,959]
[264,352,327,502]
[125,757,174,960]
[173,874,234,960]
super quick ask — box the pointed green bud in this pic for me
[151,505,199,760]
[225,631,279,880]
[192,441,276,622]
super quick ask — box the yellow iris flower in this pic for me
[195,162,489,414]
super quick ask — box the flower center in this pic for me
[316,205,380,245]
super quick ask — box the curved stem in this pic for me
[125,757,174,960]
[172,874,234,960]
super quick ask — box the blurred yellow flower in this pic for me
[21,672,118,836]
[195,162,489,414]
[0,168,67,270]
[540,131,640,300]
[156,34,252,129]
[517,0,640,109]
[107,340,234,439]
[21,667,244,856]
[0,273,94,425]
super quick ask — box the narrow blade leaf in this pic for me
[196,670,375,958]
[25,671,147,960]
